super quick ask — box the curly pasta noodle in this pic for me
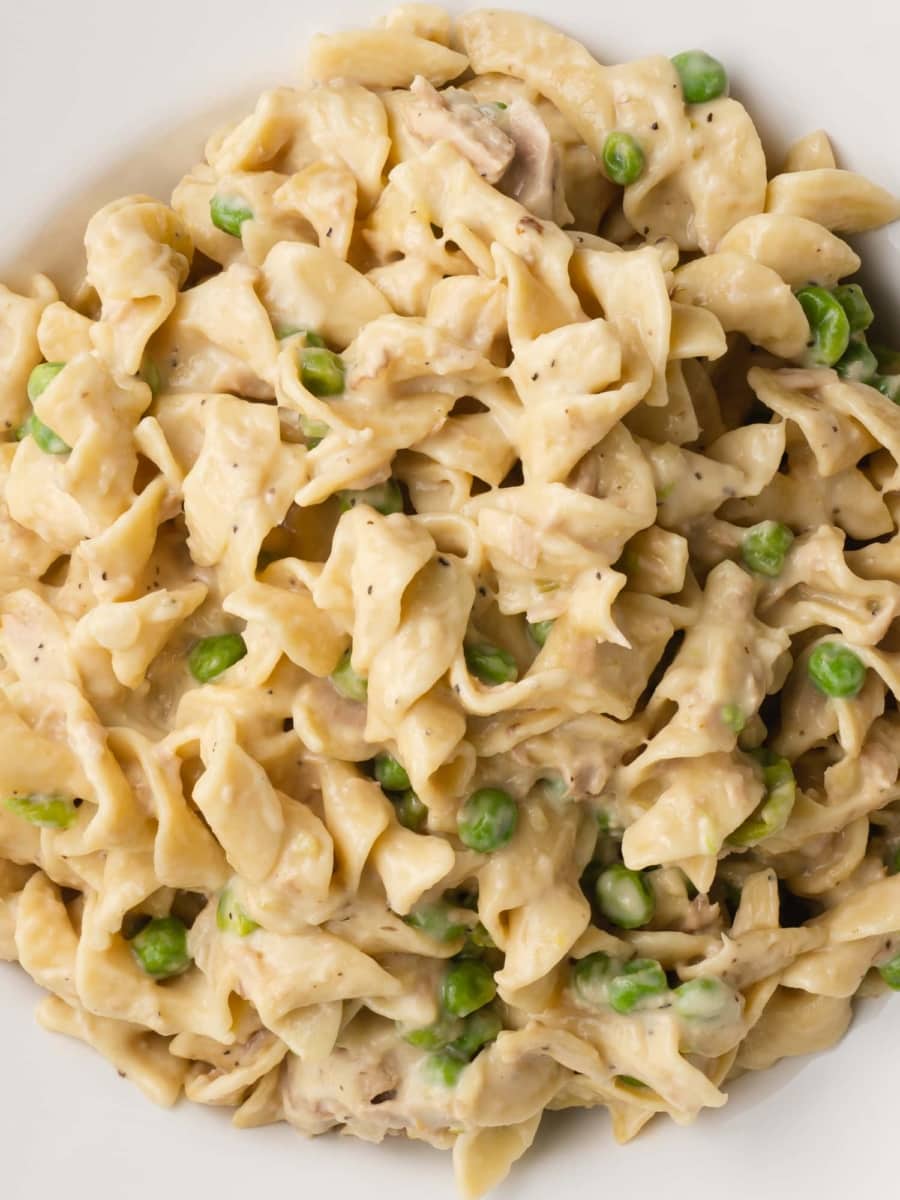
[2,8,900,1198]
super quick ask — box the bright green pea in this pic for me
[835,336,879,384]
[671,50,729,103]
[130,916,192,979]
[832,283,874,333]
[721,703,746,734]
[441,959,496,1017]
[27,361,65,402]
[608,958,668,1014]
[423,1049,468,1086]
[464,643,518,685]
[330,648,367,702]
[337,479,403,516]
[375,752,410,792]
[878,952,900,990]
[807,641,866,699]
[673,977,734,1021]
[21,412,70,455]
[402,1014,463,1050]
[392,789,428,832]
[188,633,247,682]
[728,749,796,847]
[572,951,619,1006]
[595,863,655,930]
[528,619,555,648]
[602,131,645,187]
[875,374,900,402]
[796,285,851,367]
[740,520,794,577]
[210,194,253,237]
[449,1007,502,1059]
[3,792,79,830]
[216,888,259,936]
[300,347,345,397]
[457,788,518,853]
[404,901,467,943]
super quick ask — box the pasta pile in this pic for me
[4,7,900,1196]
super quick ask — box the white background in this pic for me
[1,2,898,1197]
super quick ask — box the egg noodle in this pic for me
[3,7,900,1197]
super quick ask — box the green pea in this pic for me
[330,648,367,702]
[457,788,518,853]
[671,50,729,103]
[402,1014,463,1050]
[673,977,734,1021]
[728,749,796,847]
[832,283,874,333]
[448,1007,502,1059]
[835,337,879,384]
[210,194,253,237]
[27,361,65,402]
[423,1049,468,1086]
[216,888,259,936]
[528,619,555,648]
[130,916,192,979]
[374,752,410,792]
[465,922,496,952]
[602,131,645,187]
[875,374,900,402]
[796,285,851,367]
[595,863,655,929]
[616,1075,648,1089]
[19,412,70,455]
[392,789,428,832]
[721,703,746,734]
[740,520,794,577]
[885,846,900,876]
[464,643,518,685]
[878,952,900,990]
[337,480,403,516]
[299,413,330,443]
[188,633,247,682]
[404,901,467,943]
[441,959,496,1017]
[608,958,668,1014]
[300,347,345,397]
[807,641,866,699]
[572,951,619,1006]
[139,356,163,395]
[3,792,79,830]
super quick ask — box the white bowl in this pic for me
[1,3,898,1197]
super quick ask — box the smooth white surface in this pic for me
[1,2,897,1197]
